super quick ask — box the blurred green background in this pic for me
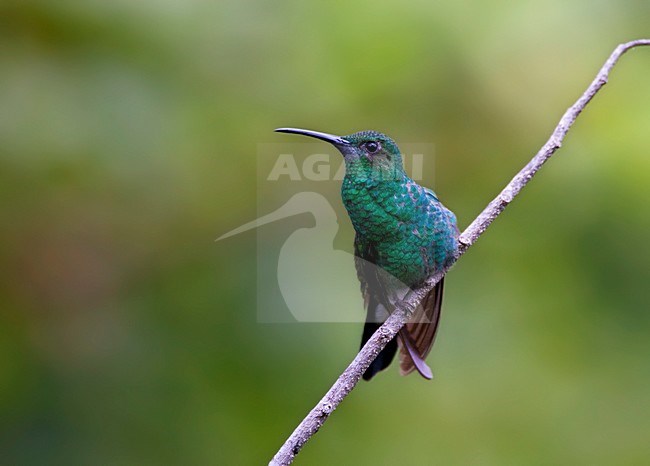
[1,1,649,465]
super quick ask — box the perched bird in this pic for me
[275,128,459,380]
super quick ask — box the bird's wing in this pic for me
[398,277,444,377]
[353,235,373,312]
[354,234,398,380]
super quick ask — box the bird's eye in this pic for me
[363,141,381,154]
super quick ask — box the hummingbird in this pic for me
[275,128,459,380]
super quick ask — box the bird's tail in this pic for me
[397,277,444,379]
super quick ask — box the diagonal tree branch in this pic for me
[269,39,650,466]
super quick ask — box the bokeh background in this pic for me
[1,1,649,465]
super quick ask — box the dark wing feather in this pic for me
[354,234,398,380]
[398,277,444,377]
[360,319,398,381]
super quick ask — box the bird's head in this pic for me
[275,128,405,182]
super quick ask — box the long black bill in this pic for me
[275,127,350,146]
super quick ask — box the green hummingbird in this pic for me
[275,128,459,380]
